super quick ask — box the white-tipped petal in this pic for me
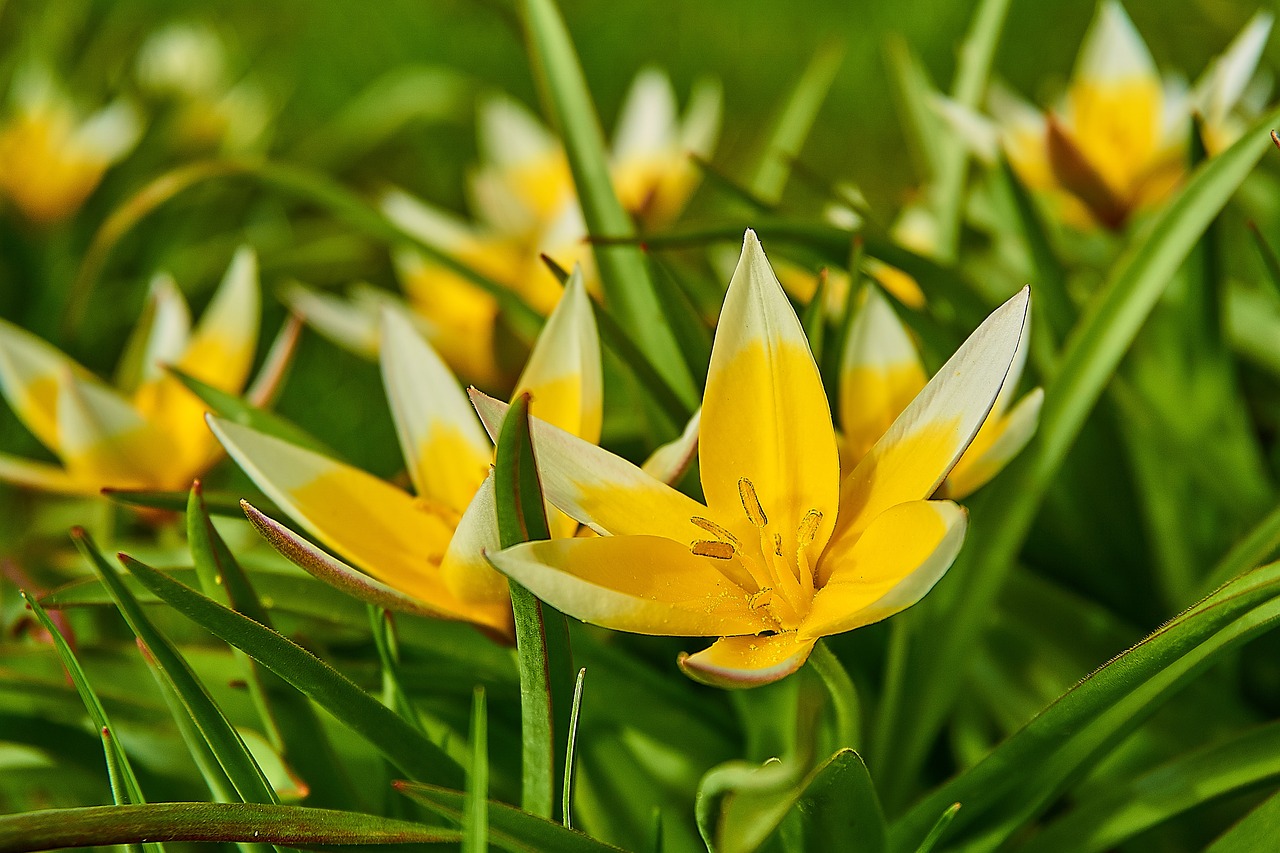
[1075,1,1157,84]
[281,282,381,358]
[641,407,701,486]
[1196,12,1274,121]
[613,68,679,159]
[0,317,91,451]
[179,247,260,393]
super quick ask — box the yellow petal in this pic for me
[832,288,1027,564]
[208,416,475,615]
[701,230,839,551]
[486,535,771,637]
[438,472,510,607]
[0,316,89,452]
[943,386,1043,499]
[116,273,191,392]
[177,246,260,393]
[677,632,816,689]
[805,500,966,638]
[512,266,602,442]
[838,285,926,470]
[57,371,171,489]
[470,390,706,542]
[641,407,701,486]
[379,308,492,515]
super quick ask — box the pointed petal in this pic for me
[381,188,478,252]
[437,471,511,608]
[470,390,706,541]
[512,266,602,442]
[612,68,679,159]
[379,308,492,514]
[0,317,87,451]
[178,247,260,393]
[57,372,170,488]
[0,452,84,494]
[240,501,505,629]
[838,286,927,470]
[478,95,560,169]
[487,535,770,637]
[832,288,1027,556]
[1196,12,1274,121]
[943,387,1043,499]
[281,282,381,358]
[641,407,701,486]
[245,314,303,408]
[117,273,191,392]
[680,78,723,158]
[806,500,966,638]
[701,230,839,549]
[1075,1,1157,84]
[677,632,816,689]
[208,416,476,615]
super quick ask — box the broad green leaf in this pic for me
[187,485,357,809]
[0,802,461,851]
[889,561,1280,851]
[519,0,696,404]
[1206,786,1280,852]
[493,392,574,818]
[1025,720,1280,853]
[110,551,465,790]
[396,782,627,853]
[73,530,278,807]
[876,103,1280,810]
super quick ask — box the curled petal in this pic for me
[677,632,816,689]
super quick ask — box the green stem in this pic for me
[808,640,861,750]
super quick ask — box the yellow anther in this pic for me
[691,516,740,548]
[796,509,823,546]
[691,540,736,560]
[738,478,768,528]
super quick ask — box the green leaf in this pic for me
[518,0,696,405]
[889,561,1280,851]
[72,529,278,807]
[0,802,461,852]
[1202,503,1280,597]
[1207,787,1280,852]
[747,41,845,204]
[395,782,627,853]
[563,667,586,829]
[876,102,1280,810]
[187,485,357,809]
[102,487,280,519]
[914,804,961,853]
[110,550,465,790]
[806,640,860,750]
[1024,721,1280,853]
[19,592,149,810]
[465,687,489,853]
[1248,221,1280,300]
[168,366,336,458]
[800,268,829,360]
[493,392,574,818]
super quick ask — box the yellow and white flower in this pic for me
[286,69,719,387]
[478,231,1028,687]
[0,249,259,494]
[0,69,141,225]
[212,269,602,638]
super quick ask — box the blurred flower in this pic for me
[947,4,1271,230]
[287,69,718,387]
[480,231,1028,688]
[0,69,141,225]
[212,270,602,638]
[838,285,1041,498]
[1187,11,1274,154]
[0,249,259,494]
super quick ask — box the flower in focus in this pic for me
[839,285,1041,498]
[479,231,1028,687]
[0,249,259,494]
[211,269,602,638]
[973,3,1271,230]
[286,68,719,387]
[0,69,141,225]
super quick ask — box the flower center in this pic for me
[689,477,822,631]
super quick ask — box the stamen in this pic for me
[748,587,773,609]
[691,540,735,560]
[796,509,823,546]
[738,478,768,528]
[691,516,740,548]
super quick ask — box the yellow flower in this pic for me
[477,231,1028,687]
[983,3,1271,230]
[838,285,1041,498]
[285,69,718,387]
[210,270,602,638]
[0,249,259,494]
[0,70,141,225]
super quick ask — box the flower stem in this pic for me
[808,639,861,750]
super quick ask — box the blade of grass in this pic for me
[110,551,465,789]
[0,803,462,852]
[801,268,829,360]
[563,667,586,829]
[493,392,574,818]
[875,103,1280,810]
[102,487,278,518]
[1202,503,1280,596]
[519,0,696,404]
[72,529,278,807]
[464,687,489,853]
